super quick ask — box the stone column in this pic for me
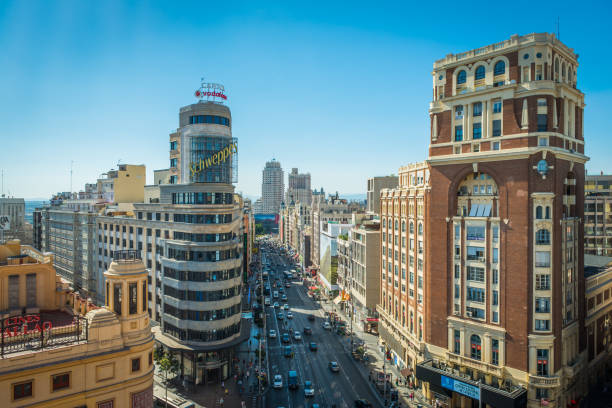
[465,103,472,140]
[529,346,537,375]
[482,101,488,139]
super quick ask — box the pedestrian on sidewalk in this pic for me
[219,397,224,407]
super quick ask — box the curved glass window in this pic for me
[457,70,467,84]
[172,192,234,205]
[163,321,241,342]
[164,267,240,282]
[167,248,239,262]
[164,285,241,302]
[173,213,233,224]
[173,232,235,243]
[475,66,485,80]
[494,61,506,76]
[189,115,230,126]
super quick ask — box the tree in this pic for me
[156,349,179,408]
[255,223,264,235]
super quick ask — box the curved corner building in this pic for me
[159,96,246,384]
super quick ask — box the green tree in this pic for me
[255,223,264,235]
[157,350,179,408]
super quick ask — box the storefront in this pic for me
[416,359,527,408]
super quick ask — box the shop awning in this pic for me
[309,286,318,291]
[333,296,342,304]
[366,317,379,322]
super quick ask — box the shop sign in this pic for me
[189,142,238,178]
[195,81,227,101]
[2,314,52,338]
[440,375,480,400]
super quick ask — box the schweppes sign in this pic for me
[190,142,238,178]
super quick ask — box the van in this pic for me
[273,291,279,299]
[264,297,271,306]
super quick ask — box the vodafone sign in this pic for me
[195,81,227,102]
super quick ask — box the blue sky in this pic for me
[1,1,611,199]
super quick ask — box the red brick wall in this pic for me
[506,51,519,83]
[445,68,455,98]
[504,100,521,135]
[430,145,453,157]
[575,107,583,140]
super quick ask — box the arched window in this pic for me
[470,334,482,360]
[418,317,423,341]
[418,223,423,236]
[475,65,485,80]
[536,229,550,245]
[394,220,398,230]
[402,305,406,326]
[494,61,505,76]
[568,67,573,84]
[562,62,566,82]
[536,206,543,219]
[382,219,386,228]
[545,206,551,219]
[409,221,414,234]
[410,311,414,333]
[457,70,467,84]
[401,221,406,232]
[554,59,559,81]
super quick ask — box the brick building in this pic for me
[380,33,587,408]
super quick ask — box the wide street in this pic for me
[259,242,380,408]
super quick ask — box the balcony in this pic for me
[529,374,560,387]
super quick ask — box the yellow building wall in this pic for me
[113,165,146,204]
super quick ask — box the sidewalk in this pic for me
[313,287,431,408]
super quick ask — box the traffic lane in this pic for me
[289,281,381,407]
[266,303,293,408]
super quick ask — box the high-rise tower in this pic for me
[261,159,284,214]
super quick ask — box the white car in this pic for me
[269,329,277,338]
[283,304,289,310]
[304,380,314,397]
[323,321,332,330]
[273,374,283,389]
[293,331,302,340]
[287,311,293,319]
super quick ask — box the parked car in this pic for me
[273,374,283,389]
[329,361,340,372]
[269,329,277,338]
[309,342,317,351]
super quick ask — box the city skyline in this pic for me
[2,1,611,199]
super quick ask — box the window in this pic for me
[536,206,543,219]
[493,100,502,113]
[492,120,501,136]
[467,287,485,303]
[492,269,499,284]
[8,275,19,310]
[401,221,406,232]
[535,251,551,267]
[536,229,550,245]
[535,319,550,331]
[418,223,423,236]
[491,339,499,365]
[467,246,484,261]
[52,373,70,391]
[142,281,147,312]
[492,248,498,264]
[536,274,550,290]
[454,264,460,279]
[474,66,485,81]
[131,357,141,373]
[149,352,153,366]
[473,102,482,116]
[492,311,499,323]
[470,335,482,360]
[494,61,505,76]
[492,141,500,150]
[545,206,550,219]
[466,226,485,241]
[537,114,548,131]
[457,70,467,85]
[492,226,499,242]
[539,137,548,146]
[454,330,461,354]
[492,290,498,306]
[409,222,414,234]
[13,380,33,400]
[129,283,138,314]
[466,307,485,319]
[535,297,550,313]
[454,284,460,299]
[455,125,463,141]
[26,273,36,308]
[473,123,482,139]
[536,349,549,375]
[536,388,549,400]
[113,283,122,315]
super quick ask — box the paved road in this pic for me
[262,248,380,408]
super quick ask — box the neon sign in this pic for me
[2,314,52,338]
[195,80,227,101]
[189,142,238,178]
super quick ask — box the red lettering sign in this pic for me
[2,314,52,338]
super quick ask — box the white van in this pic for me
[273,291,279,299]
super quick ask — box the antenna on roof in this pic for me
[557,16,560,39]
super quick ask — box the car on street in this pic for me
[304,380,314,397]
[329,361,340,372]
[285,282,291,288]
[269,329,277,338]
[303,326,312,335]
[283,304,289,310]
[311,405,320,408]
[323,321,331,330]
[282,333,290,343]
[309,342,317,351]
[281,294,288,302]
[308,314,315,321]
[273,374,283,389]
[284,346,293,358]
[287,311,293,319]
[273,302,280,308]
[277,312,284,320]
[293,331,301,340]
[354,399,373,407]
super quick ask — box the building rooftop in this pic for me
[584,254,612,278]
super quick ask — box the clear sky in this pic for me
[1,1,611,199]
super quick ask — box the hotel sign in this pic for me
[440,375,480,400]
[189,142,238,178]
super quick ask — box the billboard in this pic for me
[0,216,9,231]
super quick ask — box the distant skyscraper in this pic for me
[285,168,312,205]
[261,159,284,214]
